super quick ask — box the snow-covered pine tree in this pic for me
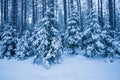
[82,11,120,58]
[15,30,33,60]
[65,12,81,55]
[31,10,62,68]
[82,10,105,57]
[0,25,17,59]
[100,23,120,59]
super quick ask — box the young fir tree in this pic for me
[0,25,17,59]
[31,10,62,68]
[82,10,105,57]
[100,23,120,60]
[15,30,33,60]
[82,10,120,58]
[65,12,81,55]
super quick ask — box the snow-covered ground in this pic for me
[0,55,120,80]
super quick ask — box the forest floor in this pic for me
[0,54,120,80]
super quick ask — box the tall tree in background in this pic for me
[77,0,82,31]
[87,0,93,28]
[63,0,67,28]
[4,0,8,24]
[108,0,114,30]
[98,0,104,28]
[113,0,116,30]
[1,0,4,27]
[32,0,38,24]
[21,0,27,35]
[11,0,17,27]
[67,0,70,18]
[42,0,46,18]
[24,0,27,30]
[35,0,37,22]
[32,0,35,25]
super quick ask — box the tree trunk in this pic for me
[35,0,37,22]
[1,0,4,28]
[113,0,116,30]
[11,0,17,27]
[21,0,27,37]
[77,0,83,31]
[68,0,70,18]
[63,0,67,28]
[20,0,23,37]
[32,0,35,24]
[108,0,114,30]
[4,0,8,24]
[98,0,104,28]
[42,0,46,18]
[24,0,27,29]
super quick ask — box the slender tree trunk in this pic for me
[77,0,83,31]
[11,0,17,27]
[24,0,27,30]
[1,0,4,27]
[32,0,35,24]
[68,0,70,18]
[21,0,27,36]
[20,0,24,37]
[4,0,8,24]
[113,0,116,30]
[100,0,104,28]
[42,0,46,18]
[87,0,92,27]
[98,0,104,28]
[35,0,37,22]
[108,0,114,30]
[63,0,67,28]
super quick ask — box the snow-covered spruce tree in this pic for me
[65,12,81,55]
[0,25,17,59]
[15,30,33,60]
[82,10,120,58]
[100,23,120,59]
[31,10,62,68]
[82,10,105,57]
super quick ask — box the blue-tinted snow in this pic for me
[0,55,120,80]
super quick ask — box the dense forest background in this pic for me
[0,0,120,68]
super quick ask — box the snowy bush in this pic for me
[100,26,120,58]
[0,25,17,59]
[15,31,33,60]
